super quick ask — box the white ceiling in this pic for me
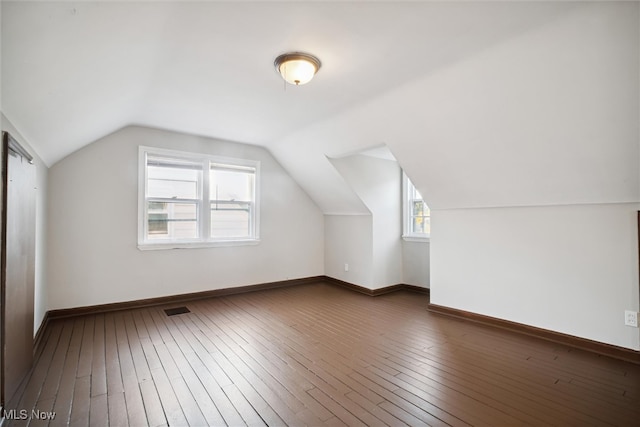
[4,1,636,214]
[2,0,568,166]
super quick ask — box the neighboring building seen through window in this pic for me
[403,172,430,239]
[138,146,259,249]
[210,164,255,238]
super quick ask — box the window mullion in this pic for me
[147,197,199,204]
[248,201,254,237]
[201,159,210,240]
[143,150,150,242]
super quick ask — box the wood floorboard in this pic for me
[148,366,188,426]
[414,332,640,423]
[106,392,127,427]
[28,397,55,427]
[88,394,108,427]
[69,375,90,427]
[146,307,270,426]
[374,334,602,425]
[188,304,324,421]
[113,312,149,427]
[103,314,123,397]
[10,321,63,427]
[227,288,499,426]
[7,281,640,426]
[76,316,94,379]
[177,308,294,425]
[460,334,635,396]
[164,340,226,426]
[396,351,599,426]
[249,289,492,425]
[382,310,633,422]
[56,318,87,426]
[181,351,246,426]
[209,304,348,422]
[214,298,353,397]
[89,314,107,399]
[376,400,430,427]
[38,320,74,403]
[221,292,378,404]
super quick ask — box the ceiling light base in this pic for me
[274,52,321,86]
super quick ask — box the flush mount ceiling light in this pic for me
[274,52,321,86]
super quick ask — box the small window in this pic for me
[138,146,260,249]
[403,172,430,240]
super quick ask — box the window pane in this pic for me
[210,167,254,201]
[146,201,198,240]
[211,201,250,238]
[412,200,424,216]
[405,174,430,237]
[412,216,423,234]
[149,214,168,234]
[411,185,423,200]
[422,216,431,235]
[413,200,430,216]
[148,202,169,235]
[147,157,201,199]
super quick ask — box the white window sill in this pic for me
[402,235,430,243]
[138,239,260,250]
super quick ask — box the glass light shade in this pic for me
[274,52,321,86]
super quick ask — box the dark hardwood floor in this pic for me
[6,281,640,426]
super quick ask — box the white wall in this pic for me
[1,113,48,335]
[329,154,403,289]
[431,204,640,350]
[325,152,430,290]
[324,215,373,287]
[411,2,639,350]
[403,240,430,288]
[47,126,324,309]
[393,2,638,211]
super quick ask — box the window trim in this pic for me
[402,171,430,242]
[138,146,260,250]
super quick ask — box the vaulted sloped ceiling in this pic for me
[271,1,639,211]
[2,1,637,213]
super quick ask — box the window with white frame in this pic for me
[138,146,259,249]
[403,172,430,240]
